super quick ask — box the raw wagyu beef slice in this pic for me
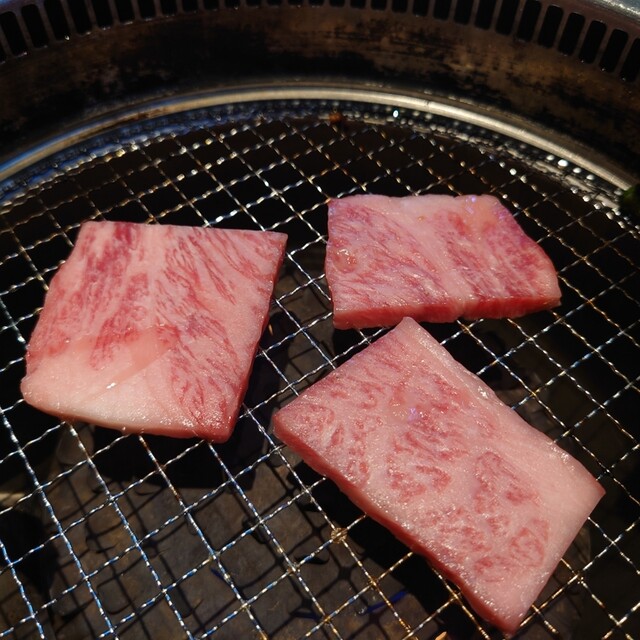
[21,221,287,441]
[324,193,561,328]
[273,317,604,633]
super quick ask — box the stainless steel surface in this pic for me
[0,0,639,176]
[0,89,638,639]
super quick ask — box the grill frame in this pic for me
[1,89,639,639]
[0,0,639,180]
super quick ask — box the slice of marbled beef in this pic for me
[273,317,603,633]
[325,194,561,329]
[21,221,286,441]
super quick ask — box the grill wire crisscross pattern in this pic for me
[0,96,638,640]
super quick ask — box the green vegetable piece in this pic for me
[620,184,640,219]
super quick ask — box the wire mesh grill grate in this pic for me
[0,94,638,639]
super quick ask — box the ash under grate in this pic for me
[0,95,638,639]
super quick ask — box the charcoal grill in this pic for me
[0,1,639,638]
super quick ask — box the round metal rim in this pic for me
[0,81,635,193]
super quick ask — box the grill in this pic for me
[0,1,639,638]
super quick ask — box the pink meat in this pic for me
[325,194,561,329]
[273,318,604,634]
[21,221,286,441]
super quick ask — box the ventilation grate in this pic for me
[0,0,637,84]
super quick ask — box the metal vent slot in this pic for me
[621,37,640,81]
[20,4,49,48]
[601,28,629,73]
[433,0,451,21]
[474,0,496,29]
[538,4,563,48]
[495,0,518,35]
[391,0,408,14]
[0,11,27,55]
[114,0,135,23]
[579,19,607,64]
[67,0,91,32]
[516,0,542,42]
[453,0,472,23]
[91,0,113,26]
[160,0,178,15]
[413,0,427,16]
[557,11,585,55]
[137,0,155,18]
[43,0,69,39]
